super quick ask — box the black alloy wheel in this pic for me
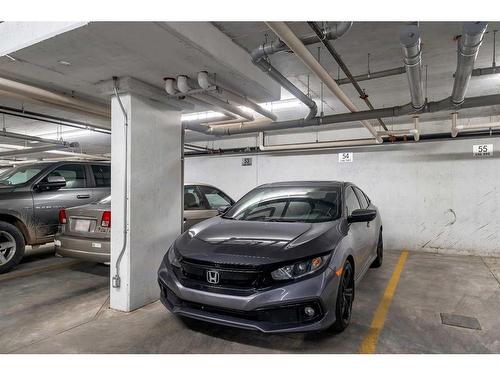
[332,260,354,333]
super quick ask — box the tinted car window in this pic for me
[354,187,369,209]
[224,186,341,223]
[198,185,232,209]
[46,164,86,189]
[184,186,204,210]
[92,165,111,187]
[345,187,361,216]
[0,164,49,186]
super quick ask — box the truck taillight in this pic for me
[59,209,67,224]
[101,210,111,228]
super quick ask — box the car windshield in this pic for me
[223,185,341,223]
[0,164,49,186]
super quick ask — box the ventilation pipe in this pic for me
[400,25,425,110]
[265,22,382,143]
[198,71,277,121]
[451,22,488,105]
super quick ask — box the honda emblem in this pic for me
[206,270,220,284]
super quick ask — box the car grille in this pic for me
[174,258,272,295]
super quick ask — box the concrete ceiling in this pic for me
[1,21,500,162]
[215,21,500,112]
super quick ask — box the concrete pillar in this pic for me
[110,91,182,312]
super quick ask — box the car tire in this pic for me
[0,222,26,274]
[370,230,383,268]
[331,259,354,333]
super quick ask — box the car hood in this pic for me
[174,216,343,267]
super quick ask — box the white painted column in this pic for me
[110,92,182,312]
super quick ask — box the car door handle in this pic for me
[77,194,91,199]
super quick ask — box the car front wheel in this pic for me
[332,260,354,333]
[0,222,26,274]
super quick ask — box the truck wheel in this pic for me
[0,222,26,274]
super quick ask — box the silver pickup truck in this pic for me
[0,161,110,273]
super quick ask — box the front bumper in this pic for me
[158,259,340,333]
[55,233,110,263]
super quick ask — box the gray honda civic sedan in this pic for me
[158,181,383,333]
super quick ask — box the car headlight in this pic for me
[270,255,328,281]
[167,246,181,268]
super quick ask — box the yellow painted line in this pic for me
[0,260,81,282]
[359,250,409,354]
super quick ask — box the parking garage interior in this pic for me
[1,6,500,370]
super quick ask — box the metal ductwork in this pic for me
[451,22,488,105]
[251,56,317,120]
[400,25,425,110]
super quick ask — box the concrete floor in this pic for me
[1,247,499,354]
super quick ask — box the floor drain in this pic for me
[440,313,482,330]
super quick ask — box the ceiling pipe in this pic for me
[451,111,500,137]
[451,112,459,137]
[451,22,488,105]
[472,66,500,76]
[190,93,254,121]
[186,128,500,157]
[251,57,317,120]
[164,78,178,95]
[0,76,110,118]
[258,132,378,152]
[308,21,388,131]
[251,22,353,59]
[163,79,237,121]
[167,75,253,121]
[400,25,425,110]
[336,66,406,85]
[198,71,278,121]
[265,21,383,143]
[184,93,500,137]
[377,116,420,142]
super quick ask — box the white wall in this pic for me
[185,136,500,257]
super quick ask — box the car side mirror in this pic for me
[348,208,377,223]
[36,175,66,191]
[217,205,231,215]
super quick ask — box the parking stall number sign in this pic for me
[473,144,493,157]
[338,152,353,163]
